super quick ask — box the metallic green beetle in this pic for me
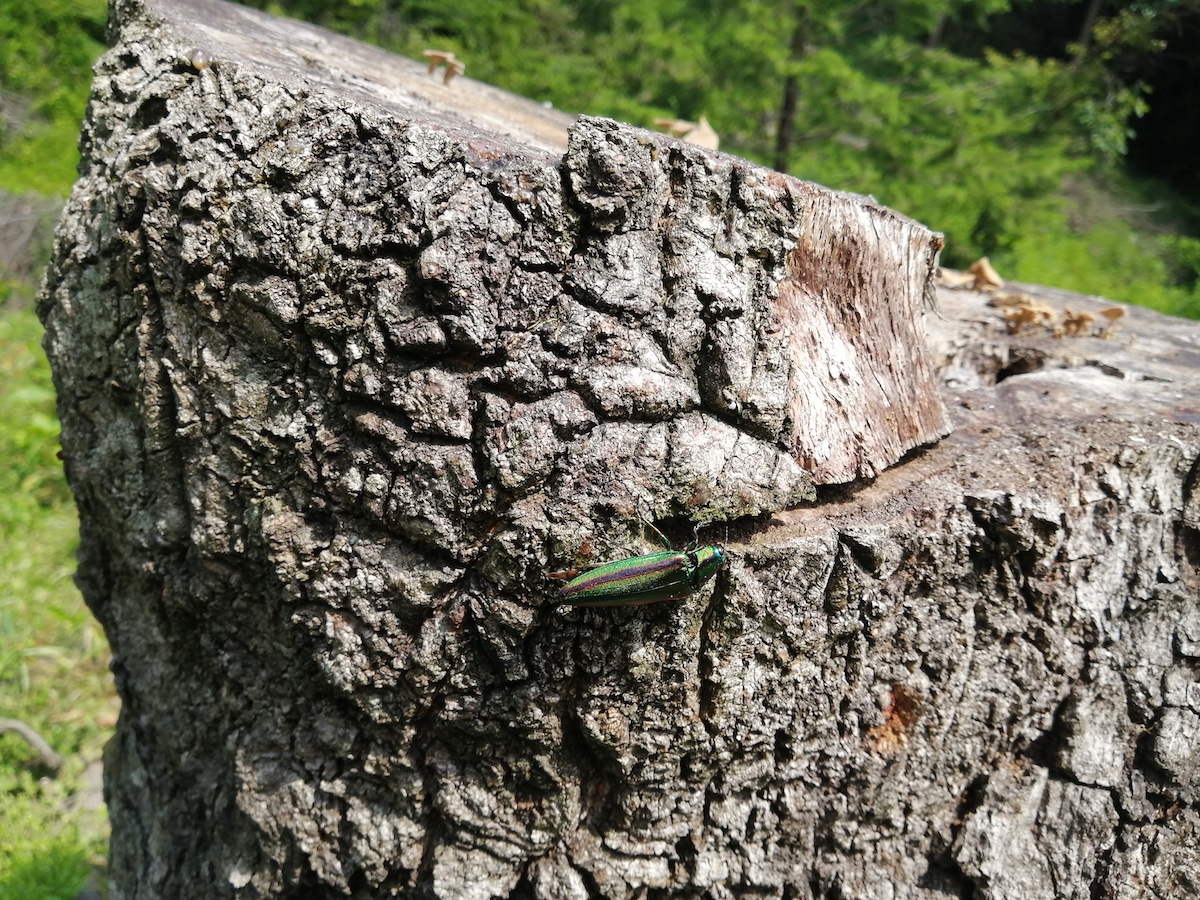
[559,544,728,606]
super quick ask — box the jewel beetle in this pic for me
[559,544,728,607]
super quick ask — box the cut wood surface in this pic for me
[38,0,1200,898]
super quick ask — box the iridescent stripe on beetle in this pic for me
[559,545,727,606]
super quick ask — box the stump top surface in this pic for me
[131,0,576,159]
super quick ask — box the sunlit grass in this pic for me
[1005,173,1200,319]
[0,769,106,900]
[0,306,114,899]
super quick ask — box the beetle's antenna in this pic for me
[645,519,672,551]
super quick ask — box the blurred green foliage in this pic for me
[0,768,102,900]
[0,309,112,899]
[0,0,107,195]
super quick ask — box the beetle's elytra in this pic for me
[559,545,728,606]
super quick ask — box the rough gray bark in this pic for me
[38,0,1200,899]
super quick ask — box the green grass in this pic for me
[0,305,114,900]
[0,0,107,199]
[0,770,103,900]
[0,116,89,198]
[1002,173,1200,319]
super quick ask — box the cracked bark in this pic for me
[39,0,1200,898]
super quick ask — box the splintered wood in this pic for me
[940,259,1127,340]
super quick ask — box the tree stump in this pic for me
[39,0,1200,898]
